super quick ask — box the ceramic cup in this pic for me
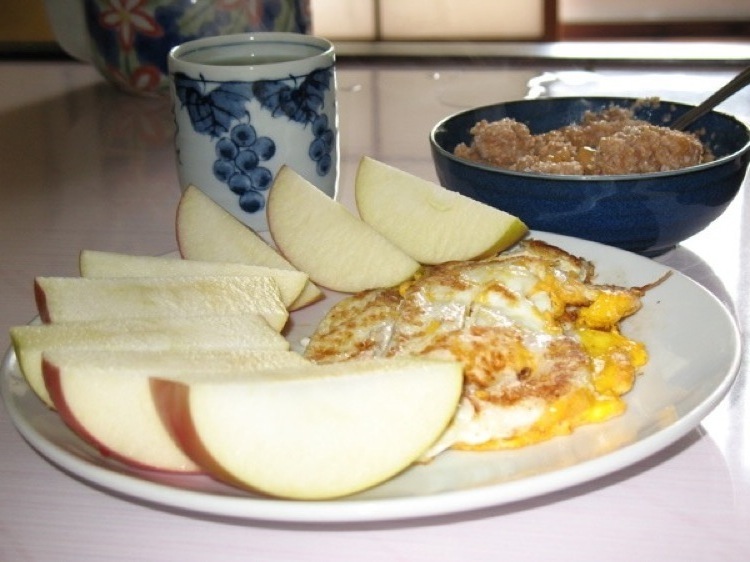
[43,0,312,96]
[168,32,338,231]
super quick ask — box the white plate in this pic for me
[0,232,741,523]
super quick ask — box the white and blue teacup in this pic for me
[168,32,338,231]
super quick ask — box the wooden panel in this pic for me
[0,0,54,42]
[560,21,750,39]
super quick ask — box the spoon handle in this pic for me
[671,66,750,130]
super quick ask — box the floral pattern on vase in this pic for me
[83,0,311,96]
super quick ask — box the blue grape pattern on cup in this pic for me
[173,66,334,213]
[212,122,276,213]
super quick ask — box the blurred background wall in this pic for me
[1,0,747,55]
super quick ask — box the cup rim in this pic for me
[168,32,334,71]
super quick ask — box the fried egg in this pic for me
[304,240,650,459]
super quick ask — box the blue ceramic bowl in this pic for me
[430,97,750,255]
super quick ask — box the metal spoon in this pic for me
[670,66,750,130]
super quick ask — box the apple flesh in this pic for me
[152,357,463,499]
[10,314,288,408]
[355,156,529,264]
[79,250,308,309]
[176,185,322,309]
[267,166,420,293]
[34,275,289,331]
[42,348,309,472]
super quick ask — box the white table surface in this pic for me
[1,55,749,561]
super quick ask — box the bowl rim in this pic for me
[429,96,750,181]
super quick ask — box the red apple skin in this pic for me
[34,280,51,323]
[42,359,203,474]
[150,379,258,490]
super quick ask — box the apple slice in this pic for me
[152,357,463,499]
[34,275,288,331]
[176,185,322,309]
[10,314,288,408]
[355,156,529,264]
[79,250,308,309]
[267,166,420,292]
[42,348,308,472]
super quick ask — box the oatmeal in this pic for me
[454,103,714,175]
